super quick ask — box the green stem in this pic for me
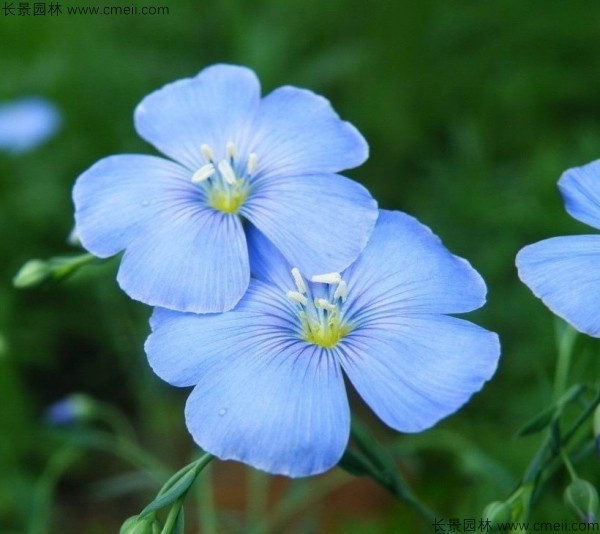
[560,448,578,481]
[553,320,577,400]
[161,498,183,534]
[523,387,600,487]
[349,419,437,522]
[247,468,269,534]
[28,445,81,534]
[196,464,218,534]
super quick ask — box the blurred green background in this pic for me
[2,0,600,532]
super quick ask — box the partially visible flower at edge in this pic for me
[517,160,600,337]
[146,210,501,477]
[73,64,377,314]
[0,97,61,154]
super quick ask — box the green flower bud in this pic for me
[12,259,52,288]
[119,514,161,534]
[564,478,598,523]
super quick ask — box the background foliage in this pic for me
[2,0,600,531]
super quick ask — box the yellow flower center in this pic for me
[287,269,352,349]
[191,141,257,215]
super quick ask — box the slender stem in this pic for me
[523,387,600,488]
[553,320,577,400]
[247,468,269,533]
[349,420,437,522]
[196,463,218,534]
[161,498,183,534]
[560,448,578,481]
[28,445,81,534]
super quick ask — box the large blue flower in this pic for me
[73,64,377,313]
[146,210,500,477]
[517,160,600,336]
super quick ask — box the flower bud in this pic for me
[44,394,94,425]
[12,259,52,288]
[119,515,161,534]
[564,478,598,523]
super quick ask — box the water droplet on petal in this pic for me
[218,408,227,417]
[140,200,149,207]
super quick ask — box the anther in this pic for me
[311,272,342,284]
[334,280,348,302]
[201,144,214,162]
[315,298,337,312]
[218,159,237,185]
[246,152,258,176]
[287,291,308,306]
[291,267,307,294]
[226,141,237,160]
[191,163,216,184]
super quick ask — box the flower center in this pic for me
[286,268,351,349]
[191,141,256,214]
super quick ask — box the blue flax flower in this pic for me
[73,64,377,313]
[517,160,600,336]
[0,97,61,153]
[146,210,500,476]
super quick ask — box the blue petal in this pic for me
[73,155,196,258]
[559,160,600,230]
[337,315,500,432]
[134,64,260,171]
[118,209,249,313]
[249,86,368,178]
[517,235,600,336]
[343,210,487,322]
[246,223,295,290]
[146,310,350,476]
[242,174,378,277]
[0,97,61,153]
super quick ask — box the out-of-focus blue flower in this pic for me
[0,97,61,153]
[146,210,500,477]
[44,393,94,425]
[517,161,600,337]
[74,64,377,313]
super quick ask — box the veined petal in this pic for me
[73,155,197,258]
[146,310,350,476]
[246,223,296,290]
[559,160,600,230]
[517,235,600,336]
[134,64,260,171]
[118,209,249,313]
[186,343,349,477]
[337,315,500,432]
[242,174,378,277]
[343,210,487,323]
[250,86,368,178]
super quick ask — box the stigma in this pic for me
[286,268,351,348]
[191,141,257,214]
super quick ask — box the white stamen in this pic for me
[246,152,258,175]
[226,141,237,160]
[201,144,214,162]
[291,267,307,294]
[311,272,342,284]
[218,159,237,185]
[191,163,216,183]
[315,298,336,312]
[334,280,348,302]
[287,291,308,306]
